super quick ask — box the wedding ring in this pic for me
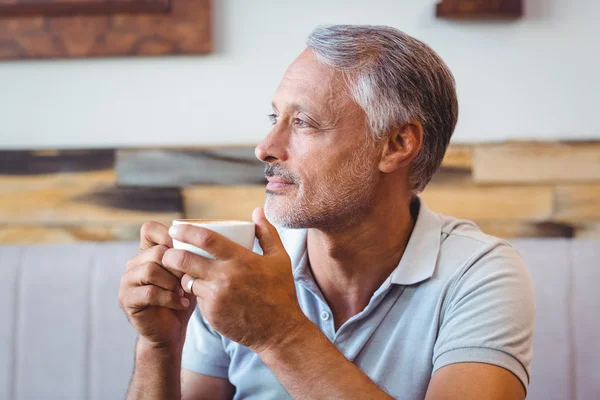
[186,277,197,295]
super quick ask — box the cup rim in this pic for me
[173,219,254,225]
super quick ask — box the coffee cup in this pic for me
[171,219,256,259]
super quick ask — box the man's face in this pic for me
[255,50,381,232]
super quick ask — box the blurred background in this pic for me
[0,0,598,399]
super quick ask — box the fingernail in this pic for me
[179,288,184,297]
[181,297,190,308]
[168,225,179,237]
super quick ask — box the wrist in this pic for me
[136,336,184,361]
[257,318,320,362]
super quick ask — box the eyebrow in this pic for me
[271,102,317,115]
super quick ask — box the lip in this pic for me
[266,176,295,190]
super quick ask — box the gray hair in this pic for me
[306,25,458,194]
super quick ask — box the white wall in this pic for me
[0,0,598,149]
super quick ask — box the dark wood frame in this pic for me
[436,0,523,19]
[0,0,211,60]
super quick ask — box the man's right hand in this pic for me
[118,221,197,349]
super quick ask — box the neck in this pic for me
[306,193,416,329]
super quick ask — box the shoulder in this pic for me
[435,213,532,287]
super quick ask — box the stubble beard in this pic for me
[265,143,378,233]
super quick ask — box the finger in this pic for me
[181,273,211,298]
[123,285,190,311]
[123,262,184,295]
[252,207,284,256]
[162,248,214,280]
[139,221,173,252]
[168,225,242,260]
[127,245,172,272]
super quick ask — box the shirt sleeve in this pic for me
[181,307,230,379]
[432,242,536,393]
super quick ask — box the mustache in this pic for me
[264,164,299,184]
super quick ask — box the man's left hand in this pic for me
[162,208,309,354]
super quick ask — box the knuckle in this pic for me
[216,273,233,291]
[140,221,156,239]
[142,262,157,280]
[196,230,214,249]
[173,249,189,268]
[144,285,159,302]
[152,245,168,261]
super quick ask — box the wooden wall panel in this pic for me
[0,149,181,242]
[1,141,599,243]
[473,142,600,183]
[473,221,576,239]
[0,184,181,225]
[430,145,473,185]
[183,186,266,222]
[554,185,600,222]
[116,148,266,187]
[0,225,139,243]
[420,185,555,221]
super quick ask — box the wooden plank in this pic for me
[574,224,600,238]
[0,149,115,175]
[0,170,116,192]
[183,185,266,221]
[0,0,210,60]
[0,0,170,17]
[473,142,600,183]
[0,225,140,243]
[420,185,555,221]
[442,145,473,170]
[117,148,266,187]
[429,145,473,185]
[0,184,181,225]
[474,221,575,239]
[554,184,600,221]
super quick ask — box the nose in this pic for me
[255,127,289,164]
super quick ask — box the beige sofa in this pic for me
[0,239,598,399]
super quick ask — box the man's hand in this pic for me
[162,208,310,353]
[119,221,196,349]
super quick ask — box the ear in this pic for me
[378,120,423,174]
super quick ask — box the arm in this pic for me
[127,338,235,400]
[181,369,235,400]
[258,324,524,400]
[126,338,183,399]
[425,363,525,400]
[259,322,393,399]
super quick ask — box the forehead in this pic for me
[272,49,351,114]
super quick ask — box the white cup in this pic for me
[171,219,256,259]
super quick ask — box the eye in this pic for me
[268,113,278,126]
[293,118,309,128]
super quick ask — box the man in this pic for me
[119,25,535,399]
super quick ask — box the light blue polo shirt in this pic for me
[182,195,535,399]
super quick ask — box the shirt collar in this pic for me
[389,195,441,285]
[277,195,441,286]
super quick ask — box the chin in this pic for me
[264,196,305,229]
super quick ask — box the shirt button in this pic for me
[320,311,331,321]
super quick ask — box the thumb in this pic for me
[252,207,284,256]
